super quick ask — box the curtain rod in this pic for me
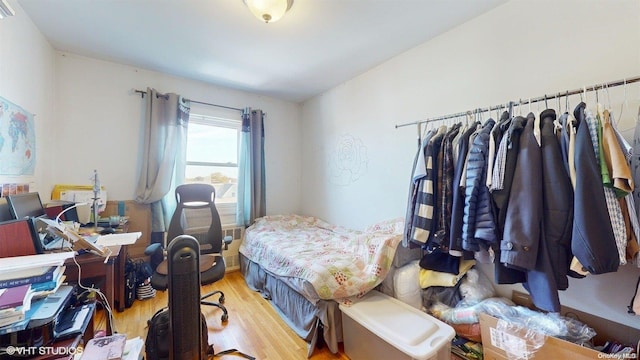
[133,89,244,112]
[395,75,640,129]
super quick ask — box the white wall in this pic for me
[302,0,640,328]
[1,1,303,217]
[52,53,302,216]
[0,0,56,194]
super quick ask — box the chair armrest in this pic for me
[223,235,233,250]
[144,242,162,256]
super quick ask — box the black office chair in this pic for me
[145,183,233,322]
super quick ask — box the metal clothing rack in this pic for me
[394,76,640,139]
[133,88,244,112]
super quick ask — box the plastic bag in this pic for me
[490,305,597,360]
[429,297,515,324]
[458,268,495,305]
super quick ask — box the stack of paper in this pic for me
[81,334,127,360]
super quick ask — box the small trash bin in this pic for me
[340,290,455,360]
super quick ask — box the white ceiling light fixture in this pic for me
[0,0,15,19]
[243,0,293,24]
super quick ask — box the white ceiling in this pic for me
[17,0,506,103]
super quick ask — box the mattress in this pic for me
[239,214,404,303]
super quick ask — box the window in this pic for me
[185,112,241,226]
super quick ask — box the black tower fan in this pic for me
[167,235,203,360]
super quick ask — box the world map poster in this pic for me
[0,96,36,175]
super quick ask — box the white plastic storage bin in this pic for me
[340,290,455,360]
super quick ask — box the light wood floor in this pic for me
[94,270,349,360]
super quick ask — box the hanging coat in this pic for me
[449,123,479,257]
[571,102,619,274]
[462,119,497,252]
[522,110,574,313]
[538,109,573,290]
[500,113,542,271]
[491,115,527,284]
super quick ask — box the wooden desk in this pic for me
[63,246,123,313]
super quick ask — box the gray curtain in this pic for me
[237,108,266,226]
[135,88,190,235]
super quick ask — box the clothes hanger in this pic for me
[518,98,523,117]
[553,94,563,134]
[466,110,473,128]
[544,94,549,110]
[596,84,605,120]
[618,78,627,125]
[602,83,614,126]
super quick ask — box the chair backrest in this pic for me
[167,184,223,255]
[0,218,39,257]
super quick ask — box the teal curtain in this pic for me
[135,88,190,238]
[237,108,266,226]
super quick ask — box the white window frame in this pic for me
[186,112,241,226]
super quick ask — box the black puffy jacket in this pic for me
[462,119,497,252]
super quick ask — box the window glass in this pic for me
[184,113,240,225]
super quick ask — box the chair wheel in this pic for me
[221,313,229,322]
[219,296,225,304]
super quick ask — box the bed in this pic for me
[239,214,416,357]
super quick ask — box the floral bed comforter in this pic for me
[239,214,403,302]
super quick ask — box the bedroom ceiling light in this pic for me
[244,0,293,24]
[0,0,15,19]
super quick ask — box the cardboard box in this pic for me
[480,291,640,359]
[510,291,640,348]
[103,200,151,259]
[479,313,604,360]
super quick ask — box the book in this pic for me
[0,284,31,310]
[30,271,65,293]
[0,298,30,319]
[0,265,65,289]
[81,333,127,360]
[0,311,25,327]
[0,305,25,318]
[0,296,44,335]
[0,265,52,282]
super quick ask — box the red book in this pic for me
[0,284,31,310]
